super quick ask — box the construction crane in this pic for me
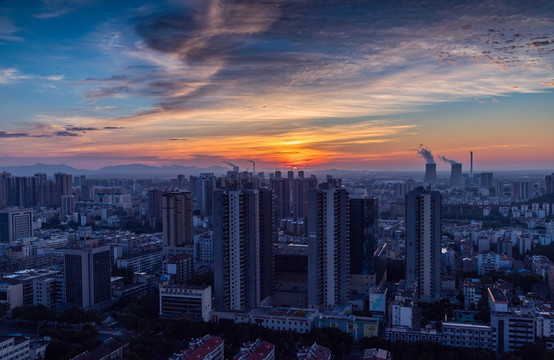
[247,160,256,175]
[223,161,239,172]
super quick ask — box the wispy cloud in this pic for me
[0,68,30,84]
[34,0,96,19]
[0,16,23,42]
[46,74,65,81]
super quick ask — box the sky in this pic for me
[0,0,553,172]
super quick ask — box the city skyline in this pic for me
[1,0,553,171]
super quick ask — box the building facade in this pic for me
[307,185,350,309]
[406,187,441,303]
[162,192,193,248]
[213,188,275,311]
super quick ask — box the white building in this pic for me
[463,279,483,310]
[33,276,65,310]
[0,280,23,310]
[518,235,532,255]
[194,232,213,263]
[159,284,212,322]
[477,252,500,275]
[391,300,413,328]
[213,307,318,334]
[368,287,387,316]
[442,322,495,350]
[117,250,162,273]
[0,337,30,360]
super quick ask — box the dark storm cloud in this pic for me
[0,129,86,138]
[53,130,80,137]
[65,126,99,132]
[0,131,29,138]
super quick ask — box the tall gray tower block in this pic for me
[406,187,441,303]
[307,185,350,309]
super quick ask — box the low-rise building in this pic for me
[361,348,391,360]
[384,326,442,344]
[3,268,61,305]
[33,276,65,311]
[70,337,129,360]
[463,279,483,310]
[159,284,212,321]
[442,322,495,350]
[368,287,387,317]
[491,310,535,354]
[0,336,30,360]
[212,307,318,334]
[0,279,23,310]
[172,335,224,360]
[315,306,380,341]
[163,253,194,284]
[116,250,162,273]
[297,343,331,360]
[391,299,413,328]
[233,339,275,360]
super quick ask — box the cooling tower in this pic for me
[424,163,437,184]
[450,163,463,186]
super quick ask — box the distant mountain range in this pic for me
[0,163,230,178]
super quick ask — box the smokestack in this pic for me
[450,163,463,186]
[424,163,437,184]
[470,151,473,183]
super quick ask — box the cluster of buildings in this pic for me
[0,166,553,359]
[169,334,334,360]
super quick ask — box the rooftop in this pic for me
[73,338,129,360]
[488,288,508,304]
[233,340,275,360]
[182,336,223,360]
[251,307,317,319]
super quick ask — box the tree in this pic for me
[475,294,490,323]
[45,340,72,360]
[185,271,214,287]
[11,304,55,322]
[0,303,10,319]
[112,265,135,285]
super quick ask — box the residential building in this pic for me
[442,322,495,350]
[70,337,129,360]
[162,192,193,248]
[0,336,30,360]
[213,188,275,311]
[65,228,111,308]
[297,343,331,360]
[406,187,441,303]
[233,339,275,360]
[163,253,194,284]
[175,335,224,360]
[117,250,162,273]
[0,208,33,243]
[349,196,378,276]
[0,279,23,310]
[190,173,216,217]
[315,307,380,341]
[307,184,350,309]
[33,276,65,311]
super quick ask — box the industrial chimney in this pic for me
[450,163,463,186]
[424,163,437,184]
